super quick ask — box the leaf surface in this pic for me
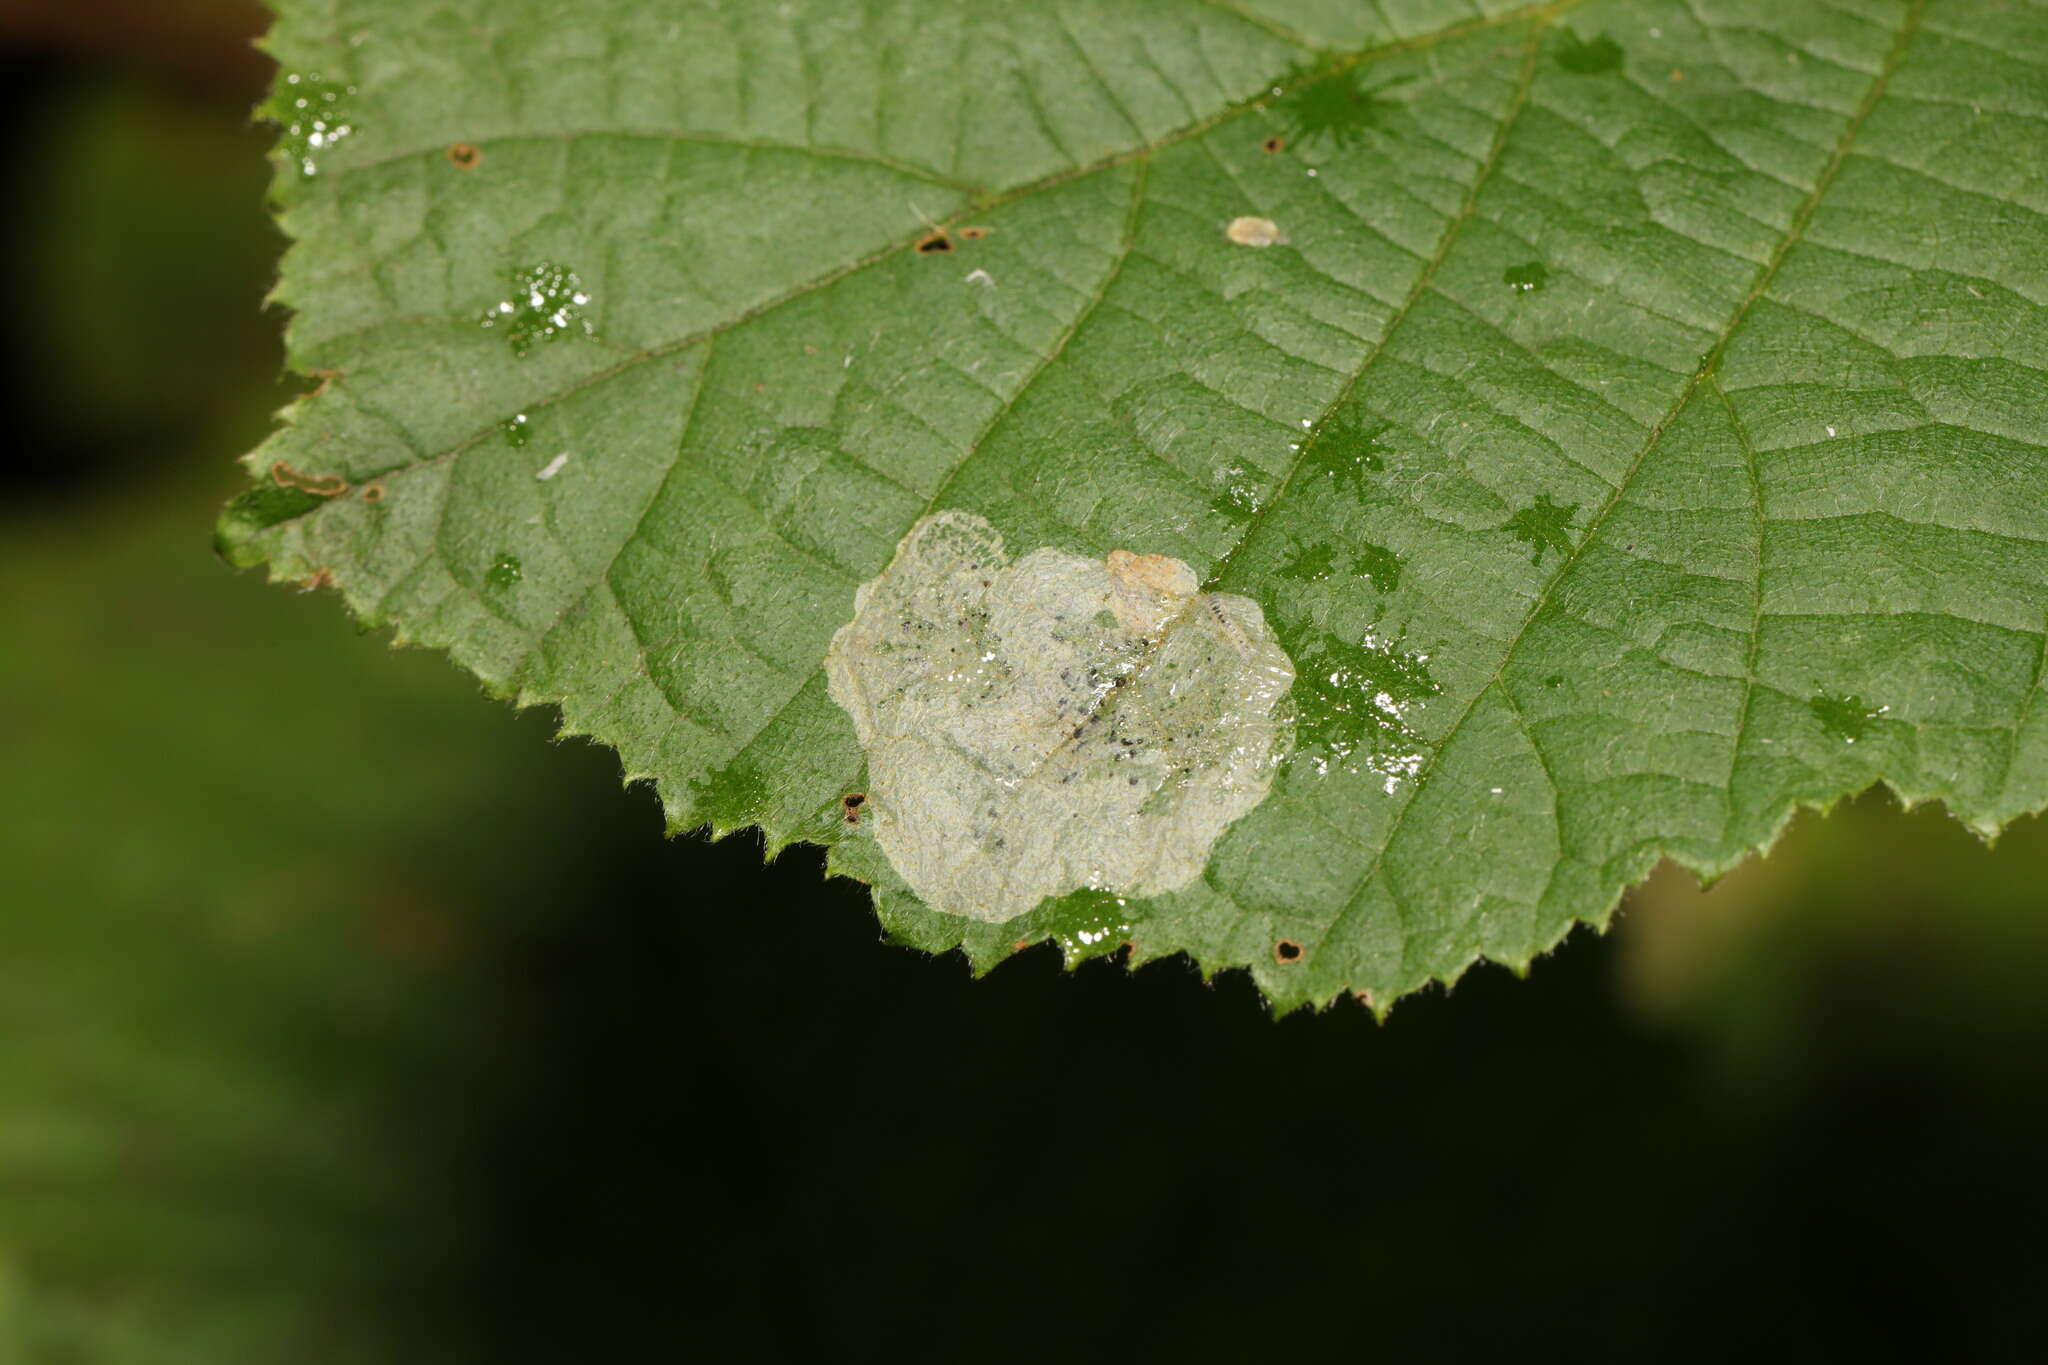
[227,0,2048,1009]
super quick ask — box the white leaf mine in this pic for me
[826,511,1295,922]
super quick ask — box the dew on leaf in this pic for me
[1037,888,1140,963]
[479,263,594,356]
[1210,466,1265,520]
[1288,628,1441,792]
[1353,542,1403,593]
[485,552,523,588]
[1272,64,1407,153]
[1506,494,1580,564]
[1503,260,1550,293]
[1307,409,1388,499]
[1279,542,1341,583]
[264,71,356,177]
[502,413,530,447]
[1810,692,1889,743]
[1556,33,1623,75]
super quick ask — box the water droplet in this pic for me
[1352,542,1403,593]
[1277,540,1403,592]
[263,71,357,178]
[1505,494,1580,564]
[1286,628,1441,792]
[503,413,530,447]
[1038,889,1140,963]
[1306,410,1388,499]
[1503,260,1550,293]
[1272,63,1410,153]
[1556,33,1623,75]
[1279,542,1341,583]
[1810,692,1888,743]
[480,263,595,356]
[485,552,523,588]
[1210,466,1264,520]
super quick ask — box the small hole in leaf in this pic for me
[842,792,866,824]
[447,142,481,169]
[915,230,954,254]
[1261,135,1285,153]
[1274,938,1303,964]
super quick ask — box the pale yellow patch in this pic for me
[1225,216,1286,247]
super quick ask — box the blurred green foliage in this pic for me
[0,26,2045,1365]
[0,65,595,1362]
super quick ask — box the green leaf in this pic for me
[225,0,2048,1012]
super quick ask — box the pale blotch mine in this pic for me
[825,511,1295,922]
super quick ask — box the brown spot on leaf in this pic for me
[447,142,481,169]
[1354,988,1376,1009]
[271,460,348,497]
[302,368,341,398]
[1261,135,1285,153]
[1012,938,1032,953]
[957,225,991,240]
[842,792,866,824]
[914,229,954,254]
[361,482,386,503]
[296,566,334,592]
[1273,938,1304,964]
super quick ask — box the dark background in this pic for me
[1,4,2044,1360]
